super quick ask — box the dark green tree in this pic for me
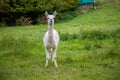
[0,0,79,26]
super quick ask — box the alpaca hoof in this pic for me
[45,66,48,68]
[54,64,58,68]
[55,66,58,68]
[45,64,48,68]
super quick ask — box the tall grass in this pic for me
[0,32,44,57]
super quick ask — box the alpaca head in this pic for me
[45,11,57,25]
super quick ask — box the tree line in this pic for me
[0,0,79,26]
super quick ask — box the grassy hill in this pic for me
[0,0,120,80]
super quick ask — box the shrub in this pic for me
[59,29,120,41]
[84,42,91,50]
[106,44,120,58]
[111,28,120,42]
[54,0,79,11]
[0,22,6,27]
[81,30,110,40]
[0,18,7,27]
[96,0,103,5]
[59,32,70,41]
[1,0,79,26]
[16,16,32,26]
[56,11,80,22]
[94,40,102,48]
[36,16,42,24]
[59,32,79,41]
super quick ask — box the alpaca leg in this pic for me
[45,49,51,68]
[52,48,58,67]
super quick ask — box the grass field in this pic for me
[0,0,120,80]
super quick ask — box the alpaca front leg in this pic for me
[52,48,58,68]
[45,49,51,68]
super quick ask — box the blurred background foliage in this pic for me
[0,0,79,26]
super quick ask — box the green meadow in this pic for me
[0,0,120,80]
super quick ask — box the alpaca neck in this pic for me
[48,24,54,41]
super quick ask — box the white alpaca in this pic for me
[43,11,59,67]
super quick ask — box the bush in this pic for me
[0,18,7,27]
[111,28,120,43]
[59,29,120,41]
[56,11,80,22]
[16,16,32,26]
[106,44,120,58]
[96,0,103,5]
[81,30,110,40]
[84,42,91,50]
[0,22,6,27]
[59,32,79,41]
[54,0,79,11]
[94,39,102,48]
[36,16,41,24]
[1,0,79,26]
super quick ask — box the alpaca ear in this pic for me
[45,11,48,17]
[53,11,57,17]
